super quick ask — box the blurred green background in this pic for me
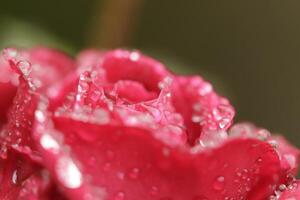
[1,0,299,146]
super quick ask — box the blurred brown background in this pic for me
[0,0,299,146]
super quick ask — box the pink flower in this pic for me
[0,47,299,200]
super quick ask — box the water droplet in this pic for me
[103,162,111,171]
[40,134,60,153]
[284,154,296,169]
[87,156,96,167]
[35,110,46,123]
[198,83,212,96]
[213,176,225,191]
[56,156,82,189]
[192,115,203,123]
[12,170,18,185]
[3,48,18,60]
[117,171,125,180]
[268,140,278,148]
[219,118,230,129]
[130,51,140,61]
[128,168,140,180]
[92,108,110,124]
[279,184,287,191]
[17,60,32,76]
[114,192,125,200]
[150,186,158,196]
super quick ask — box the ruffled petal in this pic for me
[270,181,300,200]
[101,50,170,92]
[34,108,281,200]
[171,76,235,145]
[229,123,300,181]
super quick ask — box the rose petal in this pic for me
[106,80,157,103]
[54,70,187,146]
[0,82,17,126]
[33,100,281,200]
[76,49,104,69]
[0,53,18,125]
[101,50,170,92]
[229,123,300,180]
[0,51,41,161]
[272,136,300,176]
[0,150,41,199]
[171,76,235,145]
[275,181,300,200]
[17,171,66,200]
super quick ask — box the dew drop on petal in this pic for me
[40,134,60,153]
[35,110,46,123]
[279,184,287,191]
[213,176,225,191]
[284,154,297,169]
[117,171,125,180]
[129,51,140,61]
[56,156,82,189]
[128,167,140,180]
[3,48,18,60]
[150,186,158,196]
[11,170,18,185]
[192,115,203,123]
[103,162,111,172]
[114,192,125,200]
[17,60,32,76]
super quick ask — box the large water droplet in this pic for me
[129,51,140,61]
[56,156,82,189]
[40,134,60,153]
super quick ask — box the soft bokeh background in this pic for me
[1,0,299,146]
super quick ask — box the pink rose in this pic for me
[0,47,299,200]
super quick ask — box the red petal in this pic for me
[0,151,39,199]
[0,50,41,161]
[229,123,300,180]
[33,101,280,200]
[171,76,235,145]
[277,181,300,200]
[76,49,104,69]
[0,53,18,125]
[101,50,170,92]
[106,80,157,103]
[0,82,17,125]
[272,136,300,176]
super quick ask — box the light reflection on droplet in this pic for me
[56,156,82,189]
[40,134,60,152]
[12,170,18,185]
[130,51,140,61]
[35,110,46,123]
[114,192,125,200]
